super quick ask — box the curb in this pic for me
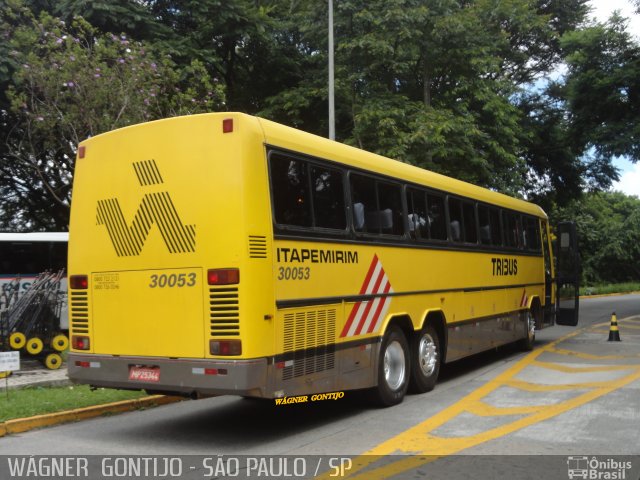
[0,395,183,437]
[579,291,640,300]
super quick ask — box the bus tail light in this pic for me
[207,268,239,285]
[70,275,89,289]
[222,118,234,133]
[72,335,90,350]
[210,340,242,356]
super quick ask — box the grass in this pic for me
[581,282,640,296]
[0,384,147,422]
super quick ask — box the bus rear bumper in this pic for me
[67,353,269,398]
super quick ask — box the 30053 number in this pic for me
[149,273,196,288]
[277,266,310,281]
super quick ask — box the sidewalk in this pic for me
[1,359,182,437]
[2,359,70,389]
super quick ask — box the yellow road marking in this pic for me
[547,346,640,360]
[465,401,544,417]
[618,323,640,330]
[318,320,640,479]
[531,361,636,373]
[504,379,614,391]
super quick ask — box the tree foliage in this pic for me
[0,0,639,284]
[552,191,640,284]
[561,13,640,163]
[0,4,224,229]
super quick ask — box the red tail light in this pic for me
[72,335,90,350]
[222,118,234,133]
[210,340,242,356]
[70,275,89,289]
[207,268,239,285]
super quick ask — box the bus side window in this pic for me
[479,205,502,246]
[503,211,524,249]
[489,207,502,246]
[350,174,377,233]
[310,165,346,230]
[448,198,463,242]
[524,216,541,252]
[427,193,447,240]
[462,201,478,244]
[407,188,429,240]
[377,181,403,236]
[478,205,492,245]
[270,154,312,228]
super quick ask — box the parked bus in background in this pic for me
[67,113,580,406]
[0,232,69,369]
[0,232,69,326]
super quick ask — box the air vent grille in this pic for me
[248,236,268,259]
[69,291,90,334]
[209,287,239,336]
[282,309,336,380]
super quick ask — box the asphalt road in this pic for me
[1,295,639,479]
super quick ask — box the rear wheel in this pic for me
[370,326,409,407]
[409,324,441,393]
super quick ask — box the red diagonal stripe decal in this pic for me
[341,255,393,338]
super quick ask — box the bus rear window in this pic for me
[270,154,312,228]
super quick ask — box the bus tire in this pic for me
[370,325,409,407]
[409,324,441,394]
[520,309,536,351]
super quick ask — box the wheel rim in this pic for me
[383,340,406,391]
[527,311,535,342]
[418,333,438,377]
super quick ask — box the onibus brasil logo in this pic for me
[96,159,195,256]
[567,456,633,479]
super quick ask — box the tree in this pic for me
[561,13,640,163]
[552,191,640,284]
[0,8,224,230]
[260,0,590,195]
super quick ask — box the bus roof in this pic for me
[0,232,69,242]
[79,112,546,219]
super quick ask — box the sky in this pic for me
[589,0,639,197]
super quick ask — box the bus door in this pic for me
[540,221,555,328]
[555,221,580,326]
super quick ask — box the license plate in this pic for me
[128,366,160,382]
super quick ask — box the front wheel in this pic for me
[409,325,441,393]
[519,309,536,351]
[370,326,410,407]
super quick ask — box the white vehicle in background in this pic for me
[0,232,68,369]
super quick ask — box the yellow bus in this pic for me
[67,113,580,406]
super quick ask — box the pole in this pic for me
[328,0,335,140]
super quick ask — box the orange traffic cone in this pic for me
[608,312,621,342]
